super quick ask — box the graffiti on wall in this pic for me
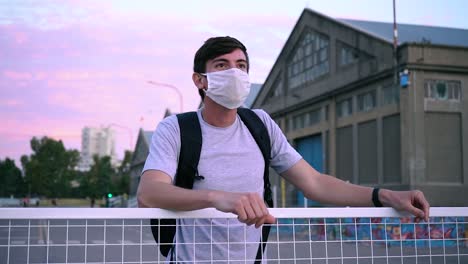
[274,217,467,248]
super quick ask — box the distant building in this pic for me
[129,109,174,195]
[78,126,119,171]
[253,8,468,206]
[129,129,153,195]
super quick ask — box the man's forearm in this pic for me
[137,172,277,226]
[137,177,215,210]
[282,159,378,207]
[283,159,429,219]
[300,170,427,219]
[307,173,375,207]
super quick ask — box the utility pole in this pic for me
[393,0,399,85]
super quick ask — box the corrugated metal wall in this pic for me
[383,114,401,183]
[336,126,353,182]
[425,112,463,183]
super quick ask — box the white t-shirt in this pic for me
[143,108,302,263]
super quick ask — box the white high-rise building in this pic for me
[78,126,119,171]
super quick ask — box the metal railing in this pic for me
[1,207,467,263]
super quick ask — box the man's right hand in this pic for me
[138,171,276,227]
[209,191,276,228]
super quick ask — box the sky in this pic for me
[1,0,467,166]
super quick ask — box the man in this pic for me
[137,36,430,262]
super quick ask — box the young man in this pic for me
[137,36,430,262]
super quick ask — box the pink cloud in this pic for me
[14,31,28,44]
[3,70,33,81]
[0,114,82,142]
[43,70,117,83]
[0,4,297,166]
[1,99,24,107]
[34,72,48,81]
[0,114,83,163]
[54,70,91,81]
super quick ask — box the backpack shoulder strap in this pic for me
[150,111,202,258]
[237,108,273,264]
[237,108,272,206]
[175,111,203,188]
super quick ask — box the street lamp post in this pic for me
[147,81,183,113]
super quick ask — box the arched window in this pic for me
[287,30,329,89]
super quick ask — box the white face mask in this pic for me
[203,68,251,109]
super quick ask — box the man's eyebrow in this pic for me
[211,58,229,63]
[211,58,247,64]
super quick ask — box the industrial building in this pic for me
[252,8,468,206]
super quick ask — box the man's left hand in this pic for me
[380,189,430,222]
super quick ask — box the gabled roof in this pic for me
[339,19,468,48]
[253,8,468,109]
[130,129,153,166]
[143,131,153,146]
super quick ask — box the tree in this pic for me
[21,137,80,197]
[0,158,25,197]
[81,155,115,199]
[115,150,133,195]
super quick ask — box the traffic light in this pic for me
[105,193,113,207]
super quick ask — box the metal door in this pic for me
[296,134,323,207]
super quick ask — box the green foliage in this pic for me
[7,136,134,200]
[115,150,133,195]
[80,155,115,199]
[21,136,80,197]
[0,158,25,197]
[75,150,132,199]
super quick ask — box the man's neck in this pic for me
[201,98,237,128]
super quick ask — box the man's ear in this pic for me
[192,72,206,91]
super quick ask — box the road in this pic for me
[1,219,466,263]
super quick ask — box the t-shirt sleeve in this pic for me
[141,115,180,182]
[253,109,302,174]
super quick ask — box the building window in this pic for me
[287,30,329,90]
[357,90,376,112]
[272,80,283,97]
[268,76,283,98]
[289,109,323,132]
[382,85,400,105]
[293,115,305,130]
[308,109,321,126]
[337,98,353,118]
[286,117,293,132]
[425,80,462,101]
[339,45,358,67]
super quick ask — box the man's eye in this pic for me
[215,63,226,69]
[238,64,247,71]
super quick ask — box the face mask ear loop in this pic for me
[198,73,207,91]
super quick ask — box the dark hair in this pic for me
[193,36,249,100]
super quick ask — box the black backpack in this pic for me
[150,108,273,263]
